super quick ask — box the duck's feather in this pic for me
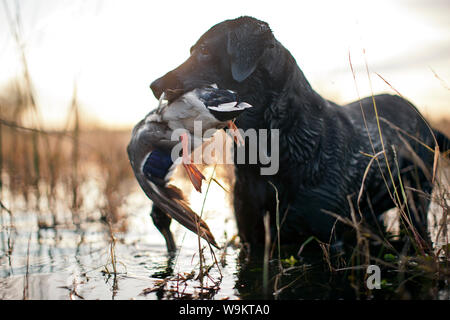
[135,170,218,247]
[197,87,238,106]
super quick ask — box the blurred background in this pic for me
[0,0,449,128]
[0,0,449,300]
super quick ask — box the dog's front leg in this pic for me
[233,168,272,246]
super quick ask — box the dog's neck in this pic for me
[236,45,327,168]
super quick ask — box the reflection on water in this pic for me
[0,215,240,300]
[0,166,449,300]
[0,167,241,300]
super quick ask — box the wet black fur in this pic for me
[150,16,450,248]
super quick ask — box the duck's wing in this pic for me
[163,184,217,246]
[196,87,253,121]
[207,102,253,121]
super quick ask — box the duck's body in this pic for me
[160,86,252,135]
[127,86,252,252]
[127,116,218,249]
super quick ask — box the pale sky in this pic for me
[0,0,449,128]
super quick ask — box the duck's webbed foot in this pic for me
[227,120,244,146]
[180,132,205,192]
[151,204,176,253]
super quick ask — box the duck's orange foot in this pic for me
[227,120,244,146]
[183,163,205,192]
[180,132,205,192]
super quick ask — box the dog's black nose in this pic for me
[150,78,164,99]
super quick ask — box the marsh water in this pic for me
[1,166,449,300]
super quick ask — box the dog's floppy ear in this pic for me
[227,23,273,82]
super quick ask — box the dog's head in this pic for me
[150,16,276,102]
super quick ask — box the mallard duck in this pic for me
[159,85,252,189]
[162,85,251,146]
[127,117,218,250]
[127,86,252,251]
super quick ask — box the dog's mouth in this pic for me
[164,84,219,104]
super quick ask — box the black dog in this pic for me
[150,16,449,250]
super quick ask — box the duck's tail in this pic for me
[164,185,219,248]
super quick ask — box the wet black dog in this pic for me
[150,16,449,249]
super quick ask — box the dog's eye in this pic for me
[200,46,210,56]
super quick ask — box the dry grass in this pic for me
[0,121,135,228]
